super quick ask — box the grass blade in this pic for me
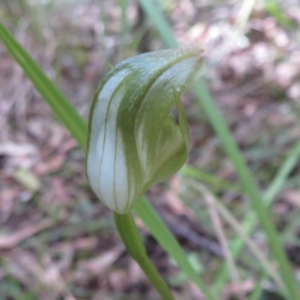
[134,197,215,300]
[0,22,88,151]
[181,165,243,193]
[264,0,296,30]
[138,1,299,298]
[138,0,177,48]
[193,81,298,299]
[214,140,300,295]
[199,185,284,290]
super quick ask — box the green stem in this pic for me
[114,212,175,300]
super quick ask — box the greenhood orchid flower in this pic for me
[86,49,203,214]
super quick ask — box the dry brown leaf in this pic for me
[281,190,300,208]
[0,188,19,223]
[34,155,65,175]
[75,246,123,280]
[0,219,55,249]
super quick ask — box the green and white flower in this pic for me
[86,49,203,214]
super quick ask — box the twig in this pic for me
[0,219,56,249]
[195,183,247,300]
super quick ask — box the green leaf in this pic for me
[134,197,215,300]
[0,22,87,151]
[137,1,299,298]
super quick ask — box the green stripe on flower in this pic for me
[86,49,203,214]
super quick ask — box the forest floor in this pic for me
[0,1,300,299]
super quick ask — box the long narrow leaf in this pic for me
[0,22,87,150]
[214,140,300,295]
[264,0,295,30]
[181,165,243,193]
[138,1,299,298]
[134,197,215,300]
[192,82,298,298]
[138,0,177,48]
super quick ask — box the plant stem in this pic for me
[114,212,175,300]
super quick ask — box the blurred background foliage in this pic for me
[0,0,300,299]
